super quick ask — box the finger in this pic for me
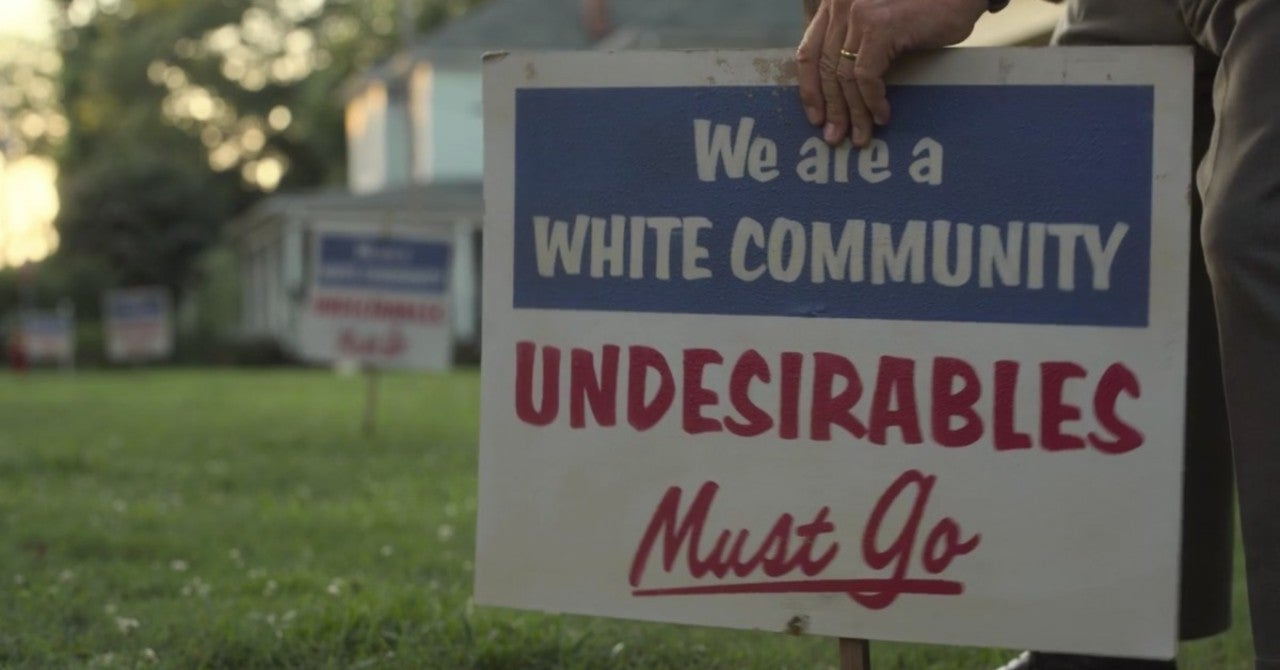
[837,27,874,147]
[852,25,892,126]
[819,2,850,144]
[796,2,829,126]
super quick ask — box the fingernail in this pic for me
[823,122,840,144]
[851,126,866,146]
[805,107,821,126]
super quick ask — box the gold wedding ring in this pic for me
[839,49,858,60]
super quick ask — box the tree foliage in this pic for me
[46,0,485,300]
[0,34,64,159]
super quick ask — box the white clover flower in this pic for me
[181,577,211,598]
[436,524,454,541]
[379,545,394,558]
[115,616,140,635]
[325,578,344,596]
[262,579,278,597]
[58,569,75,582]
[140,648,159,665]
[169,560,189,572]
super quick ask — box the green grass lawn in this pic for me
[0,370,1256,669]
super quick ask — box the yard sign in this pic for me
[297,221,453,371]
[21,309,74,366]
[477,48,1193,659]
[104,287,173,363]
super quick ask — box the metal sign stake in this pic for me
[362,365,380,437]
[839,637,871,670]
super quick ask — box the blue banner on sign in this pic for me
[316,234,450,294]
[23,313,71,334]
[107,293,166,320]
[512,85,1153,327]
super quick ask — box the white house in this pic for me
[230,183,481,355]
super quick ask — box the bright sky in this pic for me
[0,0,55,40]
[0,155,60,267]
[960,0,1063,47]
[0,0,58,267]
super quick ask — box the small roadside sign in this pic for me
[296,222,454,372]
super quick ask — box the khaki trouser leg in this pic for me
[1054,0,1236,645]
[1183,1,1280,667]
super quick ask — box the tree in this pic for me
[0,31,64,159]
[47,0,486,299]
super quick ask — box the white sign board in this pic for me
[477,48,1193,658]
[104,287,174,363]
[21,310,74,365]
[297,221,453,371]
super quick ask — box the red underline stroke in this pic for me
[632,578,963,600]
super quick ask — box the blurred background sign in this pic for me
[295,220,454,371]
[19,302,73,368]
[103,287,174,364]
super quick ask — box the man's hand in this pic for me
[796,0,988,146]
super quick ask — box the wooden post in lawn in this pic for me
[361,365,380,437]
[839,637,871,670]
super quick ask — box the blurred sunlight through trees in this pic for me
[0,0,61,266]
[0,0,480,300]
